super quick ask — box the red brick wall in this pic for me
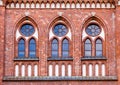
[1,4,119,85]
[116,6,120,84]
[0,6,5,85]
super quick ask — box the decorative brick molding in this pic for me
[3,76,118,81]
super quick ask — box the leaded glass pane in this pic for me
[62,39,69,57]
[52,51,58,57]
[84,39,92,56]
[20,24,35,37]
[96,39,102,56]
[85,51,91,56]
[96,44,102,50]
[29,39,36,57]
[96,51,102,56]
[62,52,69,57]
[53,24,68,37]
[85,44,91,50]
[86,24,101,37]
[52,39,58,57]
[18,39,25,57]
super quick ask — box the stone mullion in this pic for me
[26,39,29,57]
[59,40,62,57]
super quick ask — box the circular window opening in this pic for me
[53,24,68,37]
[86,24,101,37]
[20,24,35,37]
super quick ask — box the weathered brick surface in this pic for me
[0,2,120,85]
[0,6,5,85]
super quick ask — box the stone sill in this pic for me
[14,57,39,61]
[81,56,107,61]
[47,57,73,61]
[3,76,117,81]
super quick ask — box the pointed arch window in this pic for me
[96,39,102,56]
[52,39,58,57]
[84,39,92,56]
[62,39,69,57]
[49,21,72,58]
[18,39,25,57]
[16,21,38,58]
[29,38,36,57]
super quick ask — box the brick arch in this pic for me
[14,16,38,32]
[82,16,108,34]
[14,16,39,59]
[47,15,74,35]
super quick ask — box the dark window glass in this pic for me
[84,39,92,56]
[86,24,101,37]
[52,39,58,57]
[20,24,35,37]
[62,39,69,57]
[53,24,68,37]
[18,39,25,57]
[96,39,102,56]
[29,38,36,57]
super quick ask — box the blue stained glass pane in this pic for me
[85,51,91,56]
[53,24,68,37]
[20,24,35,37]
[63,43,69,50]
[30,45,36,50]
[86,24,101,37]
[29,39,36,57]
[52,44,58,50]
[52,51,58,57]
[84,39,92,56]
[18,45,25,50]
[96,51,102,56]
[96,39,102,56]
[18,52,25,57]
[62,39,69,57]
[52,39,58,57]
[30,39,35,43]
[85,44,91,50]
[62,52,69,57]
[18,39,25,57]
[29,52,36,57]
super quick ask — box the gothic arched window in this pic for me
[96,39,102,56]
[29,38,36,57]
[16,22,38,58]
[51,39,58,57]
[62,39,69,57]
[18,39,25,57]
[84,39,92,56]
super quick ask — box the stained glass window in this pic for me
[62,39,69,57]
[84,39,92,56]
[86,24,101,37]
[29,38,36,57]
[52,39,58,57]
[18,39,25,57]
[20,24,35,37]
[53,24,68,37]
[96,39,102,56]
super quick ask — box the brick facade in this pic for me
[0,0,120,85]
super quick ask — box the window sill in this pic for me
[3,76,117,81]
[81,56,107,61]
[47,57,73,61]
[14,57,39,61]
